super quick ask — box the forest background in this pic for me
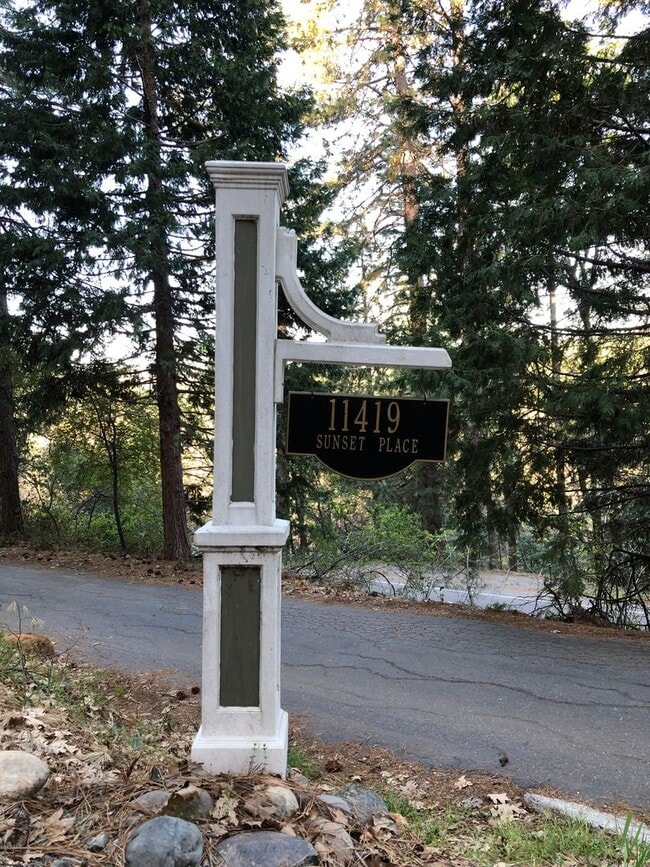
[0,0,647,629]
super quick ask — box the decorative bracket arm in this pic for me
[276,227,386,345]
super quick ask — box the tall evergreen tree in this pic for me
[401,0,649,596]
[0,0,311,556]
[293,0,647,608]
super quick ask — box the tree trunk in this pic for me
[138,0,190,560]
[94,398,128,553]
[0,287,24,538]
[154,270,190,560]
[549,273,569,525]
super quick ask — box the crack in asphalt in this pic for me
[286,659,647,710]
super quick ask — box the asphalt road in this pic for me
[1,563,648,808]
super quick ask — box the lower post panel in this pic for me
[191,529,289,777]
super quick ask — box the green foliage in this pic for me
[21,382,165,555]
[620,813,650,867]
[287,499,456,591]
[481,815,624,866]
[286,747,322,781]
[0,0,339,557]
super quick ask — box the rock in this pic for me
[286,768,309,786]
[335,783,388,824]
[318,793,353,815]
[265,783,299,819]
[0,750,50,799]
[125,816,203,867]
[461,797,484,810]
[524,793,650,844]
[164,786,214,821]
[131,790,172,813]
[3,633,55,658]
[213,830,318,866]
[86,831,108,851]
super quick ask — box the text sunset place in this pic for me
[286,392,449,480]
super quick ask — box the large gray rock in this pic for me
[335,783,388,824]
[0,750,50,799]
[125,816,203,867]
[318,793,353,815]
[213,830,318,866]
[264,784,299,820]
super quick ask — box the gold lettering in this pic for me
[318,433,365,451]
[387,401,400,433]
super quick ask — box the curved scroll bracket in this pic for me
[274,226,452,403]
[276,227,386,345]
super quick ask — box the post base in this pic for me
[191,711,288,777]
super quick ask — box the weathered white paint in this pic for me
[274,340,452,403]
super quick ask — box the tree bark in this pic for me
[138,0,190,560]
[0,287,24,538]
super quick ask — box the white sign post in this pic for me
[191,161,451,776]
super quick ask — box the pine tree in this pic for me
[403,0,649,598]
[0,0,311,557]
[294,0,648,604]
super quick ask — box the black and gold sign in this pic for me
[286,392,449,480]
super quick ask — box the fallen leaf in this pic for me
[207,822,229,839]
[454,775,473,789]
[40,807,75,843]
[487,792,510,804]
[211,793,239,825]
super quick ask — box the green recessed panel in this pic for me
[232,219,257,503]
[220,565,261,707]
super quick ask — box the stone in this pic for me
[3,633,55,658]
[264,783,299,819]
[131,790,172,813]
[461,797,485,810]
[286,768,309,786]
[164,786,214,821]
[125,816,203,867]
[86,831,108,851]
[524,793,650,844]
[335,783,388,824]
[0,750,50,799]
[318,793,353,814]
[213,830,318,866]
